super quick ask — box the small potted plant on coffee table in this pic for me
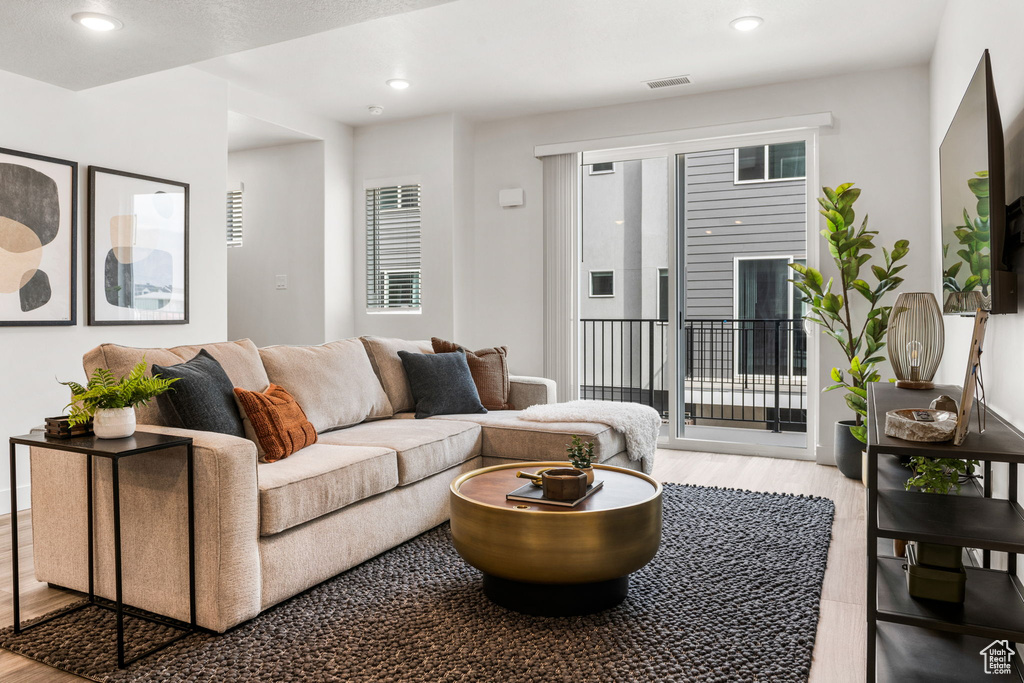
[566,435,595,485]
[60,362,177,439]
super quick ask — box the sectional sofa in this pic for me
[29,337,639,632]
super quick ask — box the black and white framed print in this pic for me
[88,166,189,325]
[0,147,78,326]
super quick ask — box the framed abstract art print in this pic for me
[0,146,78,326]
[88,166,189,325]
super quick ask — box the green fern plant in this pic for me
[60,361,178,427]
[566,435,594,469]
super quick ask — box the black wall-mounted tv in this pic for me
[939,49,1018,315]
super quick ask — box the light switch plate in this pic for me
[275,275,288,290]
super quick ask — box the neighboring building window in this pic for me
[735,256,807,376]
[589,162,615,175]
[658,268,669,321]
[736,257,792,320]
[366,184,421,310]
[226,189,243,247]
[589,270,614,297]
[734,142,805,184]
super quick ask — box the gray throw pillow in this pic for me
[152,349,246,437]
[398,349,487,419]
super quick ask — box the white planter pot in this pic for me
[93,407,136,439]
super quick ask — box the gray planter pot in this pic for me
[834,420,863,480]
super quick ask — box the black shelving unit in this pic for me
[867,382,1024,681]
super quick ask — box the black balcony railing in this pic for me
[579,318,807,433]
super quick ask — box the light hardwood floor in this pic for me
[0,449,865,682]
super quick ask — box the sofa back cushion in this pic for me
[83,339,270,426]
[359,337,433,414]
[259,339,393,433]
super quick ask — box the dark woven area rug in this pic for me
[1,483,835,682]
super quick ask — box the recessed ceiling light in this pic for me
[387,79,410,90]
[730,16,763,32]
[72,12,123,31]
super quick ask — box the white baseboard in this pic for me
[0,484,31,515]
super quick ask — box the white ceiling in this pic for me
[196,0,949,126]
[227,112,320,153]
[0,0,453,90]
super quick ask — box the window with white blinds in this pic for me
[226,189,243,247]
[366,184,421,310]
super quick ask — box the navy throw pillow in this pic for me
[152,349,246,437]
[398,349,487,419]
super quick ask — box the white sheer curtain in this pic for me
[541,152,581,402]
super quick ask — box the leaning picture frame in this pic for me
[0,146,78,326]
[953,310,989,446]
[88,166,189,325]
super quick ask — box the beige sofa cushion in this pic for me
[259,339,393,434]
[83,339,270,426]
[359,337,433,414]
[428,411,626,463]
[318,418,481,486]
[257,444,397,536]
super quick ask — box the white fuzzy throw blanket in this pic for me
[520,400,660,474]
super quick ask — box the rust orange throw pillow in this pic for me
[431,338,512,410]
[233,384,317,462]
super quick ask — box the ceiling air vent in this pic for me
[644,75,692,89]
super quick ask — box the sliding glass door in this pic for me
[578,130,816,457]
[579,156,670,425]
[675,136,811,453]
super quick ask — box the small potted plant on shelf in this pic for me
[566,435,595,485]
[60,362,177,439]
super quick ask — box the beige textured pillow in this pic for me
[259,339,394,433]
[359,337,434,414]
[83,339,270,426]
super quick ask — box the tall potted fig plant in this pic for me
[789,183,909,479]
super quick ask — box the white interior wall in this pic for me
[931,1,1024,533]
[467,65,933,465]
[228,86,355,342]
[0,67,230,512]
[227,141,326,347]
[352,113,458,341]
[452,115,475,342]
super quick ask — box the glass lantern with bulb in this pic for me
[889,293,944,389]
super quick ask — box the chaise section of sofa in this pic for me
[30,336,637,633]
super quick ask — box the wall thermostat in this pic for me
[499,188,524,208]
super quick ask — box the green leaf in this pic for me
[823,186,839,206]
[849,425,868,444]
[845,393,868,415]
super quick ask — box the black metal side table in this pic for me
[8,431,196,668]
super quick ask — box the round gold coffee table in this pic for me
[449,461,662,616]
